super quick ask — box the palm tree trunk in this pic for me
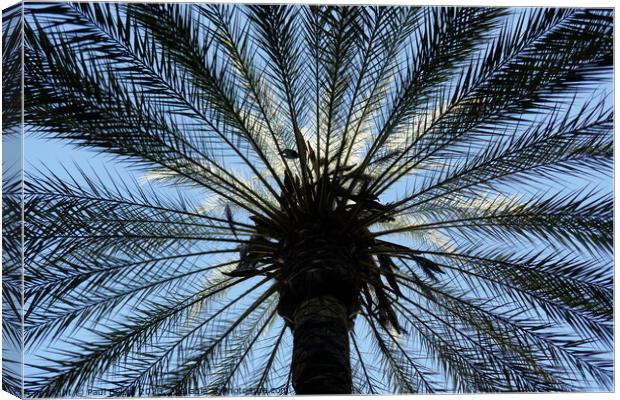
[291,295,352,394]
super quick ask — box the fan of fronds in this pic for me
[7,2,613,396]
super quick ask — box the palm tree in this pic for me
[2,1,613,396]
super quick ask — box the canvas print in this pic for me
[1,1,614,397]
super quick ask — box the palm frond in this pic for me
[2,3,23,133]
[378,189,612,256]
[245,4,312,190]
[363,314,438,394]
[24,4,280,218]
[373,8,612,194]
[394,279,610,391]
[356,7,506,182]
[29,277,271,397]
[392,98,612,214]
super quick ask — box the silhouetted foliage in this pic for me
[3,2,613,396]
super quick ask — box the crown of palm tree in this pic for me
[2,2,613,396]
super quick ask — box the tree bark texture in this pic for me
[276,222,363,394]
[291,295,352,394]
